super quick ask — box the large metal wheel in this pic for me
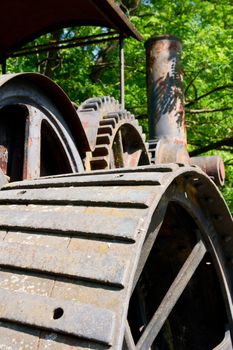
[79,97,150,170]
[0,73,84,181]
[0,164,232,349]
[125,170,233,350]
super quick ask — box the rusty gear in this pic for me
[79,96,150,170]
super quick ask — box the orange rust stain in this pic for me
[28,137,33,147]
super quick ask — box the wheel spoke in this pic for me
[136,240,206,350]
[213,330,232,350]
[132,201,167,291]
[124,321,136,350]
[125,149,142,168]
[23,106,42,179]
[113,129,124,168]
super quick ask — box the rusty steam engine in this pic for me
[0,1,232,349]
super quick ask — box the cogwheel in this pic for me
[79,96,150,170]
[148,138,158,164]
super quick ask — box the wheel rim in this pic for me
[126,175,233,350]
[0,76,84,181]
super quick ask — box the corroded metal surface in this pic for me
[0,73,85,181]
[0,164,232,349]
[145,35,189,164]
[145,36,226,187]
[78,96,150,170]
[0,0,142,60]
[191,155,225,186]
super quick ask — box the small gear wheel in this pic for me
[79,96,150,170]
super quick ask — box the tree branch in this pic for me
[185,66,205,94]
[185,107,231,114]
[185,85,233,107]
[189,137,233,156]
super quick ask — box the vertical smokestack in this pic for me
[145,35,189,163]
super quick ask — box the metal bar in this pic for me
[0,240,128,287]
[11,36,120,58]
[23,106,42,180]
[136,240,206,350]
[124,321,136,350]
[213,330,232,350]
[120,36,125,109]
[14,31,118,53]
[132,201,166,291]
[5,171,164,189]
[0,204,141,242]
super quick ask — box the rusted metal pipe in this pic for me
[119,36,125,110]
[145,35,189,163]
[191,155,225,186]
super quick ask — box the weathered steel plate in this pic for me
[0,185,158,208]
[0,241,129,287]
[0,287,115,345]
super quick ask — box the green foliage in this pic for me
[6,0,233,211]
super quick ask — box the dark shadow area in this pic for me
[128,202,228,349]
[40,120,72,176]
[0,105,26,181]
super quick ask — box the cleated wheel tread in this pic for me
[0,165,232,349]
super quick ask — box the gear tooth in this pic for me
[104,96,110,105]
[148,139,158,164]
[144,141,149,149]
[79,97,102,111]
[82,102,99,111]
[97,98,103,108]
[125,111,130,120]
[105,113,119,122]
[110,97,115,104]
[89,97,100,103]
[117,112,122,120]
[100,118,116,128]
[129,114,134,120]
[121,112,127,120]
[138,125,143,133]
[92,145,109,157]
[98,125,113,136]
[96,134,111,145]
[90,156,109,170]
[83,96,150,170]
